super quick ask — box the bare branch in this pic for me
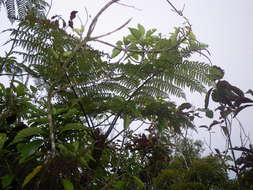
[116,2,142,11]
[86,0,120,38]
[91,18,132,40]
[165,0,183,16]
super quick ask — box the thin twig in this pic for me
[116,2,142,11]
[165,0,183,16]
[104,74,155,139]
[46,0,53,17]
[91,18,132,40]
[86,0,120,39]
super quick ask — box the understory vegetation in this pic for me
[0,0,253,189]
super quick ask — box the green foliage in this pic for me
[11,127,45,144]
[62,179,74,190]
[0,1,247,190]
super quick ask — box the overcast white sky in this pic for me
[1,0,253,152]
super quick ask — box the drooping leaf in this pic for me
[199,125,208,129]
[208,120,222,131]
[214,148,221,155]
[178,103,191,111]
[233,105,253,118]
[205,88,213,109]
[22,165,42,188]
[221,126,229,137]
[62,179,74,190]
[132,176,145,190]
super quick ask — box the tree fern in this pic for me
[4,14,214,137]
[0,0,48,22]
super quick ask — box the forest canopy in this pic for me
[0,0,253,190]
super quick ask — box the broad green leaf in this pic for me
[59,123,85,134]
[1,174,14,188]
[111,48,121,58]
[146,29,156,37]
[129,27,142,40]
[29,117,48,127]
[62,179,74,190]
[132,176,145,190]
[19,140,43,160]
[22,165,42,188]
[58,144,70,155]
[116,40,123,46]
[0,133,7,150]
[137,24,145,36]
[12,127,45,144]
[123,36,130,45]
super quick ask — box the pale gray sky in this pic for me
[1,0,253,152]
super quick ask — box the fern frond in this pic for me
[1,0,48,22]
[6,0,16,21]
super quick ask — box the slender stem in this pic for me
[104,74,155,139]
[224,118,240,182]
[86,0,120,38]
[47,90,56,157]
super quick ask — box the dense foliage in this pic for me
[0,1,253,189]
